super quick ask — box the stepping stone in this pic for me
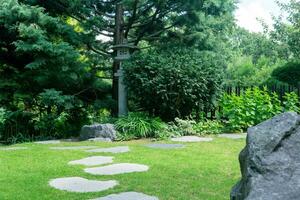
[50,146,98,150]
[0,147,28,151]
[49,177,118,193]
[218,133,247,139]
[171,136,213,142]
[69,156,114,166]
[86,146,130,154]
[145,143,185,149]
[88,137,112,142]
[84,163,149,175]
[91,192,159,200]
[35,140,61,144]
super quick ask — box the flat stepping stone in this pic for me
[84,163,149,175]
[88,137,112,142]
[145,143,185,149]
[171,136,213,142]
[50,146,98,150]
[91,192,159,200]
[0,147,28,151]
[35,140,61,144]
[49,177,118,193]
[86,146,130,154]
[218,133,247,139]
[69,156,114,166]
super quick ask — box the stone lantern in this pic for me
[111,40,139,117]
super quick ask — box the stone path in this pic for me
[0,147,28,151]
[35,140,61,144]
[171,136,213,142]
[50,146,98,150]
[84,163,149,175]
[49,177,118,193]
[86,146,130,154]
[145,143,185,149]
[68,156,114,166]
[218,133,247,139]
[91,192,159,200]
[49,144,157,199]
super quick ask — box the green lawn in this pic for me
[0,138,244,200]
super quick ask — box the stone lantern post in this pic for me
[111,40,138,117]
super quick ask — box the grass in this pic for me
[0,138,244,200]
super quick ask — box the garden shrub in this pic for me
[220,87,300,132]
[115,112,167,140]
[166,118,224,136]
[283,92,300,113]
[1,110,35,144]
[193,120,224,135]
[167,118,197,136]
[272,62,300,87]
[124,47,224,121]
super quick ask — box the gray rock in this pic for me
[80,124,117,141]
[49,177,118,193]
[230,112,300,200]
[91,192,159,200]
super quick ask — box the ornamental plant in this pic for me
[220,87,282,132]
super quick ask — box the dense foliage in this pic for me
[225,56,283,86]
[0,0,299,143]
[270,0,300,60]
[0,0,110,143]
[272,62,300,87]
[220,87,300,132]
[125,47,224,121]
[20,0,236,110]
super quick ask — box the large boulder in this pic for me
[231,112,300,200]
[80,124,117,141]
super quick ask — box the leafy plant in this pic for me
[193,120,224,135]
[220,87,282,132]
[167,118,197,136]
[283,92,300,113]
[115,112,166,140]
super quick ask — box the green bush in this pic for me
[166,118,224,136]
[167,118,197,136]
[220,87,282,132]
[283,92,300,113]
[193,120,224,135]
[115,112,167,140]
[124,47,224,121]
[272,62,300,87]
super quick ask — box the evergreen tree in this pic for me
[0,0,109,142]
